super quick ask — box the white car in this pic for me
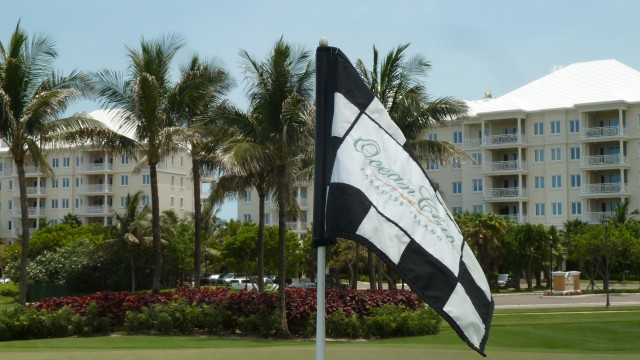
[228,277,278,291]
[0,276,12,284]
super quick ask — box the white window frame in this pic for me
[534,122,544,135]
[534,176,545,189]
[551,147,562,161]
[534,149,544,163]
[535,203,545,216]
[550,120,561,134]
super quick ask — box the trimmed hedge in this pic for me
[0,287,441,340]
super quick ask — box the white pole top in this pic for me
[319,37,329,47]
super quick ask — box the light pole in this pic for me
[549,235,553,291]
[603,219,610,308]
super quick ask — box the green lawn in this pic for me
[1,307,639,359]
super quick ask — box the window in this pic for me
[552,175,562,188]
[534,176,545,189]
[75,177,82,187]
[244,191,252,203]
[552,202,563,216]
[52,158,59,167]
[535,203,545,216]
[171,176,175,186]
[265,213,271,225]
[170,196,174,207]
[63,157,70,167]
[9,180,13,190]
[472,153,483,166]
[51,199,58,209]
[120,196,128,207]
[180,157,184,167]
[453,131,462,144]
[265,192,270,202]
[121,175,128,186]
[121,155,129,164]
[75,198,82,208]
[142,196,149,206]
[179,197,183,209]
[571,202,582,215]
[569,119,580,133]
[62,198,69,209]
[142,174,150,185]
[452,207,463,214]
[452,181,462,194]
[428,133,437,141]
[243,214,252,222]
[550,120,561,134]
[76,156,83,167]
[534,149,544,162]
[180,177,184,188]
[534,122,544,135]
[472,205,483,213]
[62,178,70,188]
[51,179,58,188]
[570,174,581,188]
[472,153,482,166]
[551,147,562,161]
[427,161,440,170]
[472,179,483,192]
[570,147,581,160]
[452,159,462,169]
[8,200,13,210]
[0,162,3,172]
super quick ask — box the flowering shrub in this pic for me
[22,287,435,339]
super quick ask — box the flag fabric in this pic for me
[313,46,494,356]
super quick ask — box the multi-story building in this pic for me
[0,110,196,244]
[426,59,640,228]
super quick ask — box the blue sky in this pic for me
[3,0,639,220]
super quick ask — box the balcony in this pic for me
[583,211,614,224]
[79,162,113,172]
[12,186,46,197]
[482,134,526,148]
[464,138,481,149]
[13,207,47,217]
[4,165,41,176]
[483,160,527,173]
[82,205,114,215]
[286,221,298,230]
[581,154,628,168]
[79,184,113,194]
[581,182,628,196]
[483,187,528,200]
[581,126,626,140]
[498,214,528,224]
[13,228,37,236]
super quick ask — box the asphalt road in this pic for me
[494,291,640,309]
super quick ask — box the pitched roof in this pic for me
[467,59,640,116]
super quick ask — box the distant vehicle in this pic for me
[209,278,230,287]
[497,274,516,289]
[209,274,222,280]
[228,277,278,291]
[288,281,317,289]
[0,276,11,284]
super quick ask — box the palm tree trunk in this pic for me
[257,192,266,292]
[277,177,289,335]
[351,243,360,290]
[130,252,136,292]
[368,249,376,290]
[192,157,203,288]
[150,162,162,294]
[377,259,383,290]
[16,159,30,305]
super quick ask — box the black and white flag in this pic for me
[313,46,494,356]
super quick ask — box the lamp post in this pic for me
[549,235,553,291]
[603,219,610,308]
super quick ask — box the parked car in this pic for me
[209,278,230,287]
[288,281,317,289]
[497,274,516,289]
[229,277,278,291]
[0,276,11,284]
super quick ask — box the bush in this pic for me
[199,304,232,334]
[362,304,441,338]
[237,310,280,337]
[326,309,362,339]
[0,282,18,297]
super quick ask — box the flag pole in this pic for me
[313,37,331,360]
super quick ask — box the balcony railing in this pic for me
[13,228,37,236]
[81,184,113,193]
[13,207,46,216]
[464,138,481,149]
[581,154,628,167]
[582,182,627,195]
[483,160,527,172]
[79,162,113,172]
[484,187,528,199]
[582,126,624,138]
[13,186,46,196]
[583,211,615,224]
[83,205,113,214]
[483,134,526,146]
[286,221,298,230]
[498,214,528,224]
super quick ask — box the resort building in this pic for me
[0,110,196,245]
[238,59,640,230]
[425,59,640,228]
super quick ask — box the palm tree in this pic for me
[610,198,639,225]
[0,22,96,304]
[239,38,314,334]
[92,34,185,294]
[455,212,510,273]
[355,43,469,165]
[110,190,152,292]
[60,213,82,227]
[170,55,233,288]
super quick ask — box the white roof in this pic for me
[88,109,136,139]
[467,59,640,116]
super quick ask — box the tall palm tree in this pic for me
[455,211,510,273]
[610,198,639,225]
[110,190,152,292]
[0,22,96,304]
[92,34,185,294]
[239,38,314,334]
[355,43,469,165]
[170,55,233,288]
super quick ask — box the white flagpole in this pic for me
[316,246,326,360]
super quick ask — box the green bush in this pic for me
[123,307,155,333]
[236,311,280,337]
[199,304,232,335]
[41,307,75,338]
[326,309,362,339]
[123,301,200,335]
[0,282,18,297]
[363,304,441,338]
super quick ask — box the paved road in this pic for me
[494,291,640,309]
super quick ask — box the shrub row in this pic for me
[0,287,439,341]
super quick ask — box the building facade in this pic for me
[0,111,196,245]
[425,59,640,228]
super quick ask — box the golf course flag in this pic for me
[313,45,494,356]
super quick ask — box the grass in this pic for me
[1,306,640,359]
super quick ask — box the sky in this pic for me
[3,0,639,220]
